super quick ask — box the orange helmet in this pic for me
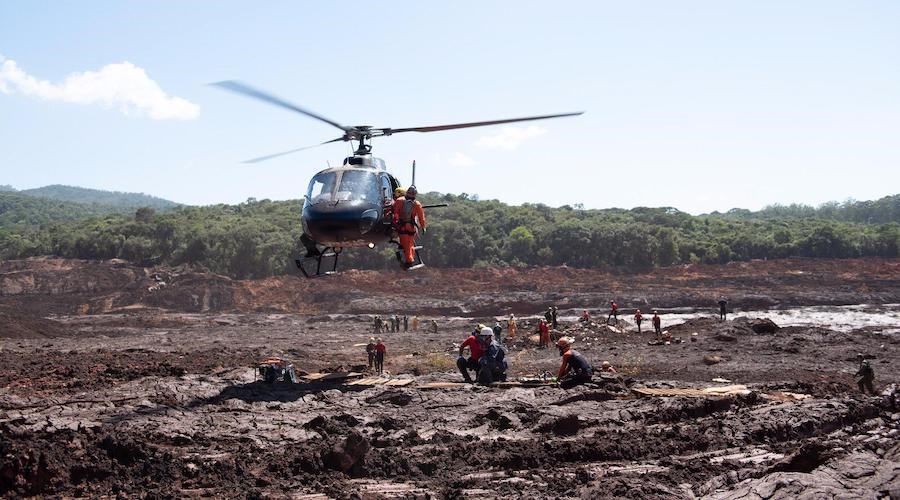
[556,337,573,349]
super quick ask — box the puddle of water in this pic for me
[448,304,900,335]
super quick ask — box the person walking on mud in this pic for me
[718,298,728,321]
[551,306,559,328]
[607,301,618,325]
[430,319,438,334]
[856,354,876,394]
[634,309,643,334]
[507,314,517,338]
[366,337,377,369]
[374,338,386,374]
[403,315,409,332]
[374,316,383,334]
[412,316,420,332]
[652,311,662,337]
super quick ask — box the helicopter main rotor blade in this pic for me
[388,112,584,134]
[242,137,345,164]
[212,80,353,134]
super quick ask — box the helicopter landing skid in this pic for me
[295,247,341,278]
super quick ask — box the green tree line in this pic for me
[1,192,898,278]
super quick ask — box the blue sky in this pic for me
[1,1,898,213]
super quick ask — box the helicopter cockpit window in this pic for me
[380,176,392,201]
[307,172,337,203]
[335,170,380,203]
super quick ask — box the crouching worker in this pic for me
[457,328,486,383]
[458,327,507,384]
[556,337,592,389]
[477,327,508,385]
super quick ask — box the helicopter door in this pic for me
[380,175,392,204]
[380,175,393,229]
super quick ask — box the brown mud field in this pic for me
[1,258,899,498]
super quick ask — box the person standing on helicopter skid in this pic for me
[392,186,426,268]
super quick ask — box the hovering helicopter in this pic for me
[213,81,582,277]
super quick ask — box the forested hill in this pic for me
[15,185,180,211]
[0,190,897,279]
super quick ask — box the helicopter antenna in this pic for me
[411,160,416,186]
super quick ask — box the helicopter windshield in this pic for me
[334,170,380,203]
[306,170,381,204]
[306,171,338,204]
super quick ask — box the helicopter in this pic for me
[213,81,583,277]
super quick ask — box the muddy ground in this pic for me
[1,258,899,498]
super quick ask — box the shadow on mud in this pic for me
[197,380,369,406]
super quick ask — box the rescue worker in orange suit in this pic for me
[634,309,643,334]
[374,338,386,374]
[538,319,551,349]
[457,329,486,383]
[556,337,593,389]
[392,185,426,268]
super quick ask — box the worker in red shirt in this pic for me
[457,330,486,383]
[538,318,551,349]
[652,311,662,337]
[374,338,386,374]
[392,185,426,268]
[633,309,643,334]
[606,300,618,325]
[580,310,591,322]
[556,337,593,389]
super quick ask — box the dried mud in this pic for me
[1,258,899,498]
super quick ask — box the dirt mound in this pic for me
[0,307,67,339]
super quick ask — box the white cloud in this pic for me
[475,125,546,151]
[0,55,199,120]
[447,151,477,167]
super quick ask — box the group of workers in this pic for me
[365,337,387,374]
[373,315,439,334]
[374,314,417,333]
[581,304,663,336]
[452,319,619,389]
[457,325,509,384]
[362,299,882,395]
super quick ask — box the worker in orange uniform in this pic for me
[556,337,593,389]
[633,309,643,334]
[507,314,517,338]
[538,319,550,349]
[392,185,426,268]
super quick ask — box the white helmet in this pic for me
[478,327,494,337]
